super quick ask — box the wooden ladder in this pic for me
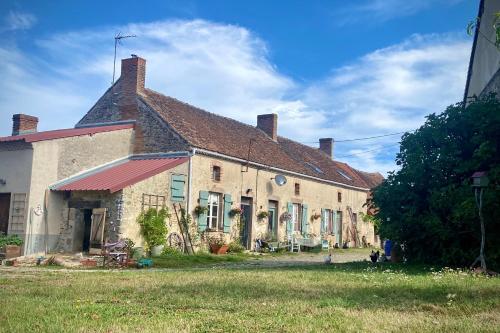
[347,206,360,247]
[173,203,194,254]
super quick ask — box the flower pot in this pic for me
[210,244,229,255]
[151,245,164,256]
[5,245,21,259]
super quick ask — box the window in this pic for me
[337,191,342,203]
[142,194,165,211]
[337,169,352,181]
[305,162,323,174]
[206,192,222,230]
[323,209,332,234]
[294,183,300,196]
[212,165,221,182]
[292,203,302,232]
[268,201,278,238]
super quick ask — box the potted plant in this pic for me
[194,205,209,216]
[0,233,23,259]
[257,211,269,220]
[137,208,170,256]
[207,235,228,254]
[280,212,292,224]
[229,207,242,218]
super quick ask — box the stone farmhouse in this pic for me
[0,56,383,255]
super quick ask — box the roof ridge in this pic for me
[143,88,267,134]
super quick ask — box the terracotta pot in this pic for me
[210,244,228,255]
[80,259,97,267]
[5,245,21,259]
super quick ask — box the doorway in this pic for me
[82,209,92,252]
[0,193,11,235]
[334,211,343,246]
[268,200,278,240]
[240,197,253,249]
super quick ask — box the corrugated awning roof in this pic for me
[53,156,188,193]
[0,123,134,143]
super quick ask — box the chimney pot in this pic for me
[257,113,278,141]
[12,114,38,136]
[319,138,334,159]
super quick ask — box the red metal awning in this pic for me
[53,157,188,193]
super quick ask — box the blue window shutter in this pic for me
[171,174,186,202]
[302,204,308,235]
[223,194,232,233]
[198,191,209,232]
[320,208,325,235]
[287,202,293,234]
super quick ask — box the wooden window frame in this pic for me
[206,192,222,230]
[337,191,342,203]
[294,183,300,196]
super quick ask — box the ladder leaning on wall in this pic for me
[346,206,360,247]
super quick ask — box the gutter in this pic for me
[194,148,370,192]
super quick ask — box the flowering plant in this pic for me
[280,212,292,223]
[229,207,242,217]
[257,211,269,220]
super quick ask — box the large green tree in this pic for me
[373,95,500,269]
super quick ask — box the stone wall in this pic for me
[120,162,189,247]
[190,153,376,249]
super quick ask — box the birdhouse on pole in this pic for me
[471,171,489,188]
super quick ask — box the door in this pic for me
[82,209,92,252]
[89,208,106,253]
[0,193,11,235]
[240,197,253,249]
[268,201,278,240]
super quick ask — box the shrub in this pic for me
[162,246,183,256]
[137,208,170,250]
[0,233,23,248]
[227,242,245,253]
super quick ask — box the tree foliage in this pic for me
[372,95,500,268]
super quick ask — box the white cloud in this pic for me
[335,0,464,25]
[0,20,471,176]
[3,11,37,31]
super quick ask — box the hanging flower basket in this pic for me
[310,213,321,222]
[257,211,269,220]
[194,205,208,216]
[280,212,292,224]
[229,207,242,218]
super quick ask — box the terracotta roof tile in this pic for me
[140,89,380,189]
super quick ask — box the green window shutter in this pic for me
[333,211,338,235]
[287,202,293,234]
[320,208,325,235]
[198,191,209,232]
[223,194,232,233]
[302,204,308,235]
[171,174,186,202]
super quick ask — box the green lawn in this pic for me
[1,261,499,332]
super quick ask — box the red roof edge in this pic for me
[108,157,188,193]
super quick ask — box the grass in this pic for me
[151,252,250,268]
[0,261,499,332]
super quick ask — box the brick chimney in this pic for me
[319,138,334,159]
[12,114,38,136]
[119,56,146,153]
[257,113,278,141]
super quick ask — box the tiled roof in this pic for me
[141,89,381,189]
[354,169,385,189]
[53,156,188,193]
[0,123,134,143]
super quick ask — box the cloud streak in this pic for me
[0,19,471,175]
[3,11,37,31]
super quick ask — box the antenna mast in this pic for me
[112,33,137,85]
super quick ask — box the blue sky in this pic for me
[0,0,478,174]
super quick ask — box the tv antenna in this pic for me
[112,33,137,85]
